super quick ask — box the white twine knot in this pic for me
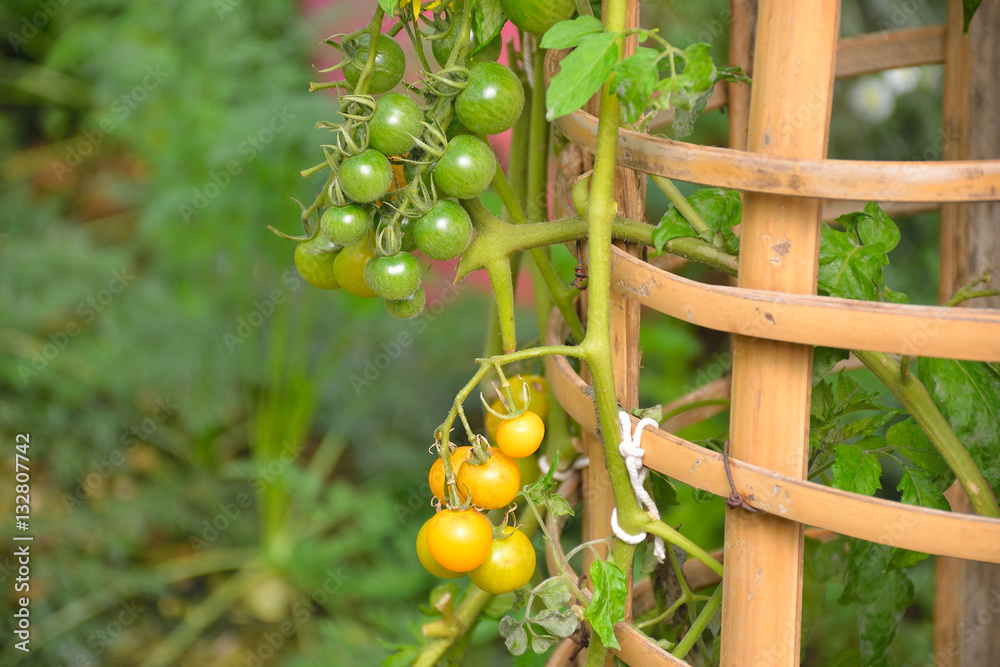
[610,411,666,562]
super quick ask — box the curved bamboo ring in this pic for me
[544,52,1000,203]
[610,246,1000,362]
[543,310,1000,564]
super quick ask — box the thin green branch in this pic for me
[650,174,719,246]
[672,585,722,660]
[854,350,999,517]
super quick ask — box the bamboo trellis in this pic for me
[543,0,1000,664]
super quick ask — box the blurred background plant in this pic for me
[0,0,947,664]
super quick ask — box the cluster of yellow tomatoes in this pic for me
[416,375,549,594]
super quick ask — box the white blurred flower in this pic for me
[849,77,896,123]
[881,67,920,95]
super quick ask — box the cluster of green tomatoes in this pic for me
[284,7,525,321]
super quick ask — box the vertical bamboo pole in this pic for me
[936,1,1000,664]
[720,2,839,666]
[727,0,758,151]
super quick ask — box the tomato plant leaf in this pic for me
[545,31,619,121]
[500,616,528,655]
[525,452,576,518]
[536,578,573,609]
[652,188,741,253]
[858,201,901,253]
[840,411,900,440]
[832,437,884,496]
[812,347,849,385]
[473,0,507,52]
[649,471,679,510]
[886,467,951,570]
[899,466,950,511]
[539,15,606,49]
[584,559,627,650]
[379,0,397,16]
[919,357,1000,490]
[717,65,750,84]
[651,213,697,252]
[840,539,915,665]
[612,47,661,124]
[887,418,953,490]
[530,633,559,653]
[653,43,717,139]
[533,608,580,638]
[817,224,885,301]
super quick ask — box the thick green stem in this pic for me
[650,174,718,246]
[486,258,517,353]
[526,42,550,224]
[854,350,1000,517]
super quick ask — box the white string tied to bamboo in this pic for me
[609,411,666,562]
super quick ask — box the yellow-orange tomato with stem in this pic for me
[416,518,464,579]
[468,526,536,594]
[429,445,471,503]
[496,410,545,458]
[426,508,493,572]
[456,448,520,510]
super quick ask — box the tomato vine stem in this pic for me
[854,350,1000,517]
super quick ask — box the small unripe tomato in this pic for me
[468,526,536,594]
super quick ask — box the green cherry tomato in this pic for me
[384,285,426,320]
[432,10,502,68]
[455,62,525,136]
[433,135,496,200]
[468,526,536,594]
[498,0,575,35]
[321,203,372,246]
[293,240,341,290]
[333,235,378,298]
[339,149,392,203]
[364,251,422,300]
[414,199,473,260]
[342,33,406,94]
[417,518,464,579]
[369,92,423,157]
